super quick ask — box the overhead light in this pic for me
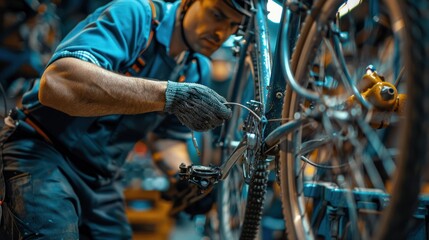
[338,0,363,17]
[267,0,282,23]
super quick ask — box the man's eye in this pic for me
[212,11,222,20]
[231,23,240,28]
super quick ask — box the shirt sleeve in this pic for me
[48,0,153,71]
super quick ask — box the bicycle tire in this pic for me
[279,0,429,239]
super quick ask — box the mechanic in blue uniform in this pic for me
[0,0,251,238]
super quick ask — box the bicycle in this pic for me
[177,0,429,239]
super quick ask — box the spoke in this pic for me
[267,117,294,122]
[319,39,327,87]
[348,125,386,190]
[377,36,395,77]
[394,67,405,88]
[357,117,396,177]
[345,153,366,188]
[300,155,349,169]
[232,170,243,224]
[336,174,360,239]
[299,137,331,156]
[297,161,307,190]
[324,36,372,108]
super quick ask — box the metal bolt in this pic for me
[179,163,187,173]
[276,92,283,99]
[247,133,257,149]
[199,179,209,188]
[380,86,395,101]
[366,65,376,72]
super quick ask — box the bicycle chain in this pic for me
[240,157,269,240]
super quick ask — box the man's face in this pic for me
[183,0,244,57]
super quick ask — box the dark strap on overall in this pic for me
[125,0,164,76]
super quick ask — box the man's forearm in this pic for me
[39,57,167,116]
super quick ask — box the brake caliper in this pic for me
[178,163,221,191]
[346,66,406,128]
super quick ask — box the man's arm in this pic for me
[39,57,167,116]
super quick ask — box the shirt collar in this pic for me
[155,1,180,55]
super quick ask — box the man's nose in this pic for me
[213,27,230,43]
[212,32,222,44]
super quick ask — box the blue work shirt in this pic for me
[20,0,211,179]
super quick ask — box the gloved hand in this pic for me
[164,81,232,131]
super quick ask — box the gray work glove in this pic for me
[164,81,232,131]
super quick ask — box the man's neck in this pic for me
[169,7,188,57]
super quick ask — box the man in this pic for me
[0,0,251,238]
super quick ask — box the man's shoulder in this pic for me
[93,0,154,27]
[115,0,153,12]
[104,0,154,19]
[150,0,166,22]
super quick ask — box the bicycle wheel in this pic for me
[279,0,429,239]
